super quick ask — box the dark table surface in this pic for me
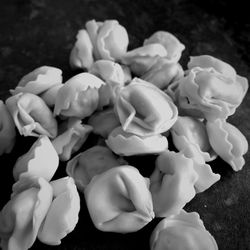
[0,0,250,249]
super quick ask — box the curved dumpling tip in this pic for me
[53,72,105,119]
[66,145,126,191]
[6,92,58,138]
[52,119,93,161]
[10,66,62,96]
[206,119,248,171]
[191,160,220,193]
[13,135,59,181]
[150,209,218,250]
[150,150,198,217]
[0,100,16,155]
[84,165,154,233]
[38,177,80,245]
[106,126,168,156]
[69,29,94,70]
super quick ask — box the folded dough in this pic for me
[13,135,59,181]
[66,145,125,191]
[6,92,58,138]
[84,165,154,233]
[150,210,218,250]
[0,175,53,250]
[38,177,80,245]
[106,126,168,156]
[150,151,198,217]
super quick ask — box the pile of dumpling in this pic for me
[0,19,248,250]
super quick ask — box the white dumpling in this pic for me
[38,177,80,245]
[150,151,198,217]
[150,210,218,250]
[13,136,59,181]
[84,165,154,233]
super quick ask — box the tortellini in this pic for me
[10,66,63,96]
[143,31,185,63]
[206,119,248,171]
[6,92,58,138]
[0,174,53,250]
[53,72,105,119]
[150,210,218,250]
[70,19,129,69]
[69,29,94,70]
[169,55,248,121]
[87,19,129,61]
[121,43,167,76]
[66,145,126,191]
[114,78,178,136]
[38,177,80,245]
[13,135,59,181]
[150,151,198,217]
[171,116,216,163]
[106,126,168,156]
[1,19,249,250]
[84,166,154,233]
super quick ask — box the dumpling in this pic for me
[38,177,80,245]
[53,72,105,119]
[143,31,185,63]
[106,126,168,156]
[171,116,216,163]
[69,29,94,70]
[6,92,58,138]
[86,19,129,61]
[0,174,53,250]
[206,119,248,171]
[114,78,178,136]
[10,66,62,96]
[121,43,167,76]
[150,151,198,217]
[66,145,126,191]
[150,210,218,250]
[84,165,154,233]
[173,65,248,121]
[13,135,59,181]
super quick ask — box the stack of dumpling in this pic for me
[0,18,248,250]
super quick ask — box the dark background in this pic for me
[0,0,250,249]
